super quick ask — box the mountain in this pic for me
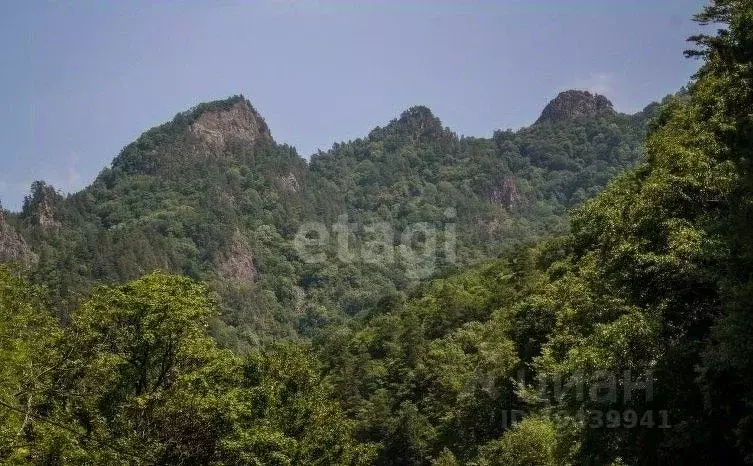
[110,96,273,175]
[3,3,752,463]
[315,8,753,460]
[2,91,655,349]
[535,89,614,124]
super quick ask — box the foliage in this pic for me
[0,267,59,462]
[473,416,558,466]
[3,1,752,464]
[0,272,373,464]
[4,91,651,349]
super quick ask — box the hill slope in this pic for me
[3,91,654,348]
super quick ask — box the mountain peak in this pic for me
[110,96,273,174]
[535,90,614,125]
[186,96,272,152]
[22,181,61,229]
[369,105,452,143]
[399,105,437,121]
[396,106,443,134]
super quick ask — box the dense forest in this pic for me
[0,89,652,350]
[1,0,752,463]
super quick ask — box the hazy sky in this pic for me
[0,0,706,209]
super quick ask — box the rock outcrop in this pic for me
[35,193,61,229]
[215,230,259,284]
[277,172,301,193]
[0,212,36,265]
[188,98,272,155]
[491,177,524,209]
[24,181,62,230]
[535,90,614,125]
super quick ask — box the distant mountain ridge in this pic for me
[1,90,657,347]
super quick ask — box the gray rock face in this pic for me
[277,172,301,193]
[188,99,272,155]
[35,192,61,230]
[0,212,36,265]
[23,181,61,230]
[214,230,258,284]
[535,90,614,125]
[491,177,523,209]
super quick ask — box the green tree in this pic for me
[0,267,59,463]
[474,416,558,466]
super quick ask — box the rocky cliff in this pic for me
[188,98,273,155]
[0,212,36,265]
[535,90,614,124]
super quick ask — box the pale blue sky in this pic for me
[0,0,705,209]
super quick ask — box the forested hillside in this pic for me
[1,87,651,350]
[315,1,753,463]
[2,0,751,463]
